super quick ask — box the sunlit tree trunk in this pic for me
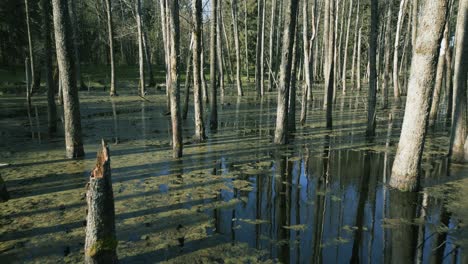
[210,0,218,130]
[231,0,243,96]
[192,0,206,142]
[300,0,315,126]
[392,0,408,99]
[52,0,85,158]
[288,23,299,133]
[69,0,85,90]
[216,3,225,99]
[323,0,335,128]
[382,1,392,109]
[342,0,354,94]
[41,0,57,134]
[268,0,278,91]
[367,0,378,137]
[390,0,448,191]
[136,0,145,95]
[24,0,35,95]
[449,0,468,163]
[105,0,116,96]
[356,26,362,91]
[274,0,299,144]
[244,0,250,81]
[350,0,360,90]
[445,41,453,126]
[168,0,182,158]
[255,0,265,96]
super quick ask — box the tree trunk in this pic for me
[382,1,392,109]
[350,0,360,90]
[357,27,362,91]
[449,0,468,163]
[367,0,378,137]
[84,141,118,264]
[210,0,218,130]
[183,39,192,120]
[268,0,278,91]
[342,0,354,94]
[244,0,250,81]
[324,0,335,128]
[392,0,408,99]
[445,43,453,126]
[231,0,243,96]
[69,0,85,90]
[274,0,299,144]
[25,0,35,95]
[136,0,145,96]
[105,0,116,96]
[429,24,449,128]
[168,0,182,158]
[41,0,57,134]
[192,0,206,142]
[288,22,299,133]
[216,4,225,99]
[255,0,265,96]
[52,0,85,159]
[390,0,448,191]
[143,31,156,87]
[300,0,314,126]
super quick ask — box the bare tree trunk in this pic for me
[69,0,85,90]
[231,0,243,96]
[42,0,57,134]
[192,0,206,142]
[449,0,468,163]
[300,0,315,126]
[84,141,118,264]
[274,0,299,144]
[105,0,117,96]
[244,0,250,81]
[268,0,278,91]
[445,43,453,126]
[342,0,354,94]
[25,0,35,95]
[324,0,335,128]
[52,0,85,158]
[168,0,182,158]
[367,0,378,137]
[183,39,192,120]
[288,22,299,133]
[429,24,449,128]
[210,0,218,130]
[382,1,392,109]
[142,31,156,87]
[216,4,225,99]
[351,0,360,90]
[390,0,448,191]
[392,0,408,99]
[201,36,209,104]
[136,0,145,95]
[357,26,362,91]
[411,0,418,48]
[255,0,265,96]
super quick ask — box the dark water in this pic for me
[0,89,467,263]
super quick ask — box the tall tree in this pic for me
[367,0,378,136]
[382,0,392,109]
[255,0,265,96]
[105,0,117,96]
[192,0,206,141]
[323,0,335,128]
[210,0,218,130]
[390,0,448,191]
[24,0,35,94]
[449,0,468,163]
[268,0,278,91]
[52,0,85,158]
[41,0,57,134]
[341,0,354,94]
[69,0,85,90]
[273,0,299,144]
[231,0,243,96]
[136,0,145,95]
[392,0,408,99]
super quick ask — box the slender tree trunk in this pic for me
[244,0,250,81]
[255,0,265,96]
[201,35,209,104]
[324,0,335,128]
[69,0,85,90]
[192,0,206,141]
[449,0,468,163]
[350,0,360,90]
[274,0,299,144]
[392,0,408,99]
[382,1,392,109]
[25,0,35,95]
[390,0,448,191]
[52,0,85,158]
[300,0,314,126]
[168,0,182,158]
[216,4,225,98]
[136,0,145,95]
[429,24,449,128]
[268,0,278,91]
[367,0,378,137]
[84,141,118,264]
[445,43,453,126]
[231,0,243,96]
[142,31,156,87]
[41,0,57,134]
[342,0,354,94]
[288,22,299,133]
[183,38,192,120]
[105,0,117,96]
[210,0,218,130]
[411,0,418,48]
[357,26,362,91]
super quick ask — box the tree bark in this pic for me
[324,0,335,128]
[392,0,408,99]
[136,0,145,96]
[350,0,360,90]
[105,0,117,96]
[274,0,299,144]
[288,22,299,133]
[183,39,192,121]
[390,0,448,191]
[192,0,206,142]
[69,0,85,90]
[367,0,378,137]
[231,0,243,96]
[341,0,354,94]
[84,141,118,264]
[268,0,278,91]
[168,0,183,158]
[210,0,218,130]
[216,3,225,98]
[244,0,250,81]
[52,0,85,158]
[449,0,468,163]
[382,1,392,109]
[356,26,362,91]
[445,43,453,126]
[25,0,35,95]
[255,0,265,96]
[41,0,57,134]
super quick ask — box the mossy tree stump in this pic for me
[84,140,118,263]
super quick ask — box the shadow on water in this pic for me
[0,91,467,263]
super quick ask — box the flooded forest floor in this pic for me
[1,82,468,263]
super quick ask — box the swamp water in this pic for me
[0,89,467,263]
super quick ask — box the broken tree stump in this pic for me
[0,174,9,202]
[84,140,118,264]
